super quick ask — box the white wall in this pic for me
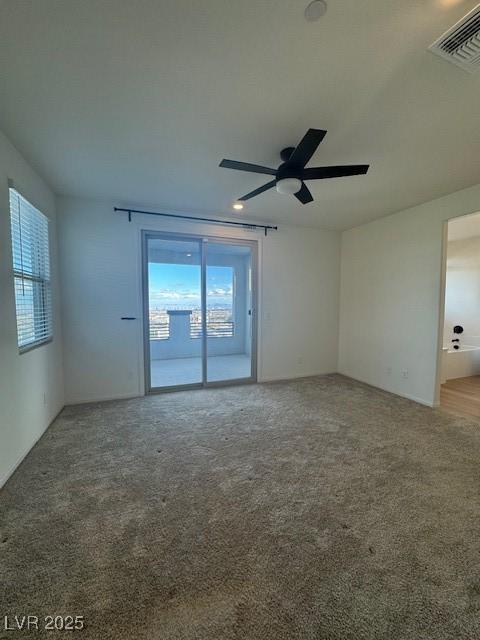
[57,197,340,404]
[339,181,480,407]
[0,131,64,487]
[444,235,480,345]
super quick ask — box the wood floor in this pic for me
[440,375,480,420]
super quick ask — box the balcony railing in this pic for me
[150,322,170,340]
[150,320,234,340]
[190,321,234,338]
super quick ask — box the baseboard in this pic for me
[0,405,65,490]
[338,372,435,407]
[259,371,337,384]
[68,376,340,403]
[65,392,142,406]
[0,450,30,490]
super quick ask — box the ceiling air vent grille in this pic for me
[429,4,480,73]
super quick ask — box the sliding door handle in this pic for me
[121,317,137,320]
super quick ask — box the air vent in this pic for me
[429,4,480,73]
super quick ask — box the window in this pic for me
[9,188,52,351]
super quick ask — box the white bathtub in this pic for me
[441,342,480,382]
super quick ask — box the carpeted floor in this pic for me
[1,374,480,639]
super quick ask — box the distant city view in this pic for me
[149,263,234,339]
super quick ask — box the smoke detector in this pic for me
[429,4,480,73]
[304,1,327,22]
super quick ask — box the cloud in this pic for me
[149,288,201,307]
[208,286,232,297]
[149,284,232,310]
[150,286,232,300]
[151,288,199,298]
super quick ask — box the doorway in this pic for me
[142,232,257,393]
[439,211,480,419]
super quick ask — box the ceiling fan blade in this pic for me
[294,183,314,205]
[220,159,277,176]
[239,180,276,201]
[302,165,369,180]
[288,129,327,167]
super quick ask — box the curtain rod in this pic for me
[114,207,278,236]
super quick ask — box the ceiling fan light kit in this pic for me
[276,177,302,195]
[219,128,369,205]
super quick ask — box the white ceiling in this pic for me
[448,211,480,241]
[1,0,480,231]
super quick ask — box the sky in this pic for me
[149,263,233,309]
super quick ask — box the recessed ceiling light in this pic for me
[232,202,244,211]
[304,0,327,21]
[186,253,192,257]
[438,0,464,6]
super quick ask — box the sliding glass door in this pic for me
[206,241,254,382]
[144,233,256,392]
[145,236,203,390]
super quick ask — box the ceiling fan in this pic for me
[219,128,369,205]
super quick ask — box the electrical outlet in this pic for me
[401,369,409,379]
[386,366,392,375]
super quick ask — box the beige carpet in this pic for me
[1,374,480,639]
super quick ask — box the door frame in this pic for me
[141,229,258,394]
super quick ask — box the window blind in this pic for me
[9,188,52,351]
